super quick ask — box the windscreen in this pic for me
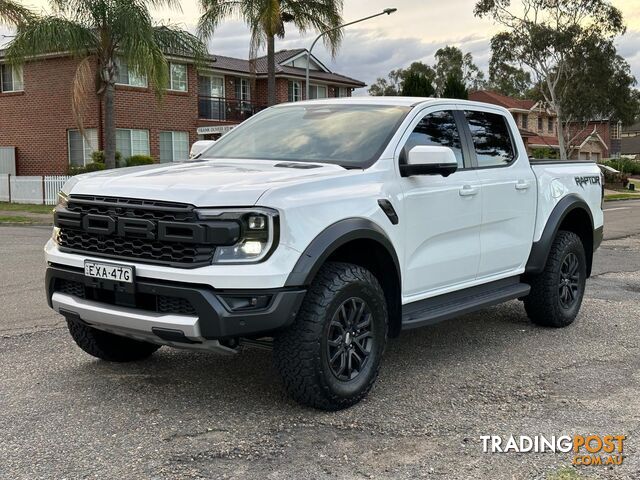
[205,104,411,168]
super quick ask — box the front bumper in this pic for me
[46,264,306,346]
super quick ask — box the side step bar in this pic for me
[401,277,530,330]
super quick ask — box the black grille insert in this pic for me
[55,196,221,267]
[54,278,197,316]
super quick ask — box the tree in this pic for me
[487,33,532,98]
[475,0,626,160]
[401,71,435,97]
[7,0,207,169]
[0,0,33,26]
[369,62,435,96]
[442,73,468,99]
[434,46,484,95]
[198,0,342,106]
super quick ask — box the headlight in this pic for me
[51,193,68,244]
[195,208,279,264]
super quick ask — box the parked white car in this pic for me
[46,98,604,410]
[189,140,216,158]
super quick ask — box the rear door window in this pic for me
[464,111,515,167]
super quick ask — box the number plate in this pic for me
[84,261,134,284]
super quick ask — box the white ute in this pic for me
[46,98,604,410]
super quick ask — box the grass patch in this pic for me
[605,193,640,201]
[0,215,34,224]
[0,202,54,214]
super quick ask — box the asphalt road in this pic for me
[1,202,639,479]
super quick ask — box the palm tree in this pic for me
[198,0,343,106]
[0,0,34,26]
[6,0,207,169]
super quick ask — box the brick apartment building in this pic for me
[0,48,364,175]
[469,90,614,161]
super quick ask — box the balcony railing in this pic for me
[198,96,266,122]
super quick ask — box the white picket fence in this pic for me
[0,174,71,205]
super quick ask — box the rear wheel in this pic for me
[67,320,161,362]
[273,262,388,410]
[524,231,587,327]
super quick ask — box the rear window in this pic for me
[464,111,515,167]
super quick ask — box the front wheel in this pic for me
[524,230,587,327]
[273,262,388,410]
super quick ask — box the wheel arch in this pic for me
[285,218,402,337]
[525,194,595,277]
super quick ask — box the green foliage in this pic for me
[434,46,484,95]
[442,73,468,100]
[91,150,122,164]
[126,155,155,167]
[67,162,106,176]
[530,147,559,160]
[603,158,640,175]
[401,71,435,97]
[0,0,35,27]
[369,51,483,98]
[487,32,533,98]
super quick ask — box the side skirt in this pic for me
[401,276,531,330]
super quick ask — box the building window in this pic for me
[159,131,189,163]
[169,63,188,92]
[548,118,554,133]
[235,78,250,100]
[538,116,543,132]
[337,87,350,98]
[309,84,327,100]
[68,129,98,166]
[288,80,301,102]
[116,57,147,87]
[1,64,23,92]
[521,114,528,129]
[116,129,150,159]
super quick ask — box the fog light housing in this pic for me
[219,294,272,312]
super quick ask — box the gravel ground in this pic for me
[1,220,639,479]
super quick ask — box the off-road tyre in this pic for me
[273,262,388,410]
[524,230,587,328]
[67,320,161,362]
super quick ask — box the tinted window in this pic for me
[404,110,464,167]
[207,104,410,168]
[464,111,515,167]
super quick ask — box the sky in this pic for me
[2,0,640,95]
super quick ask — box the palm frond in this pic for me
[153,25,208,67]
[0,0,36,27]
[6,16,96,65]
[71,55,94,137]
[282,0,343,57]
[197,0,245,39]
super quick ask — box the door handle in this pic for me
[459,185,479,197]
[515,180,531,191]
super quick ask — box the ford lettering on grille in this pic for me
[53,196,241,267]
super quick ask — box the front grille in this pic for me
[58,279,85,298]
[158,296,197,316]
[56,196,217,267]
[54,278,197,316]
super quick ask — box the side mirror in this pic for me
[400,145,459,178]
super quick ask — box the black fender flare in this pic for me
[284,218,401,287]
[525,194,594,275]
